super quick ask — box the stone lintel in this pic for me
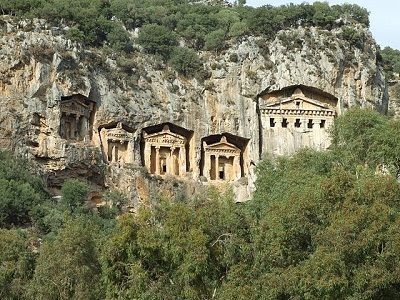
[260,108,335,117]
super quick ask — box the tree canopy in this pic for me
[0,0,370,78]
[1,108,400,299]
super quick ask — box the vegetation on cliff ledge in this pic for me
[0,0,370,78]
[381,46,400,80]
[2,108,400,299]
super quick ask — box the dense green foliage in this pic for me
[381,46,400,80]
[31,218,103,299]
[0,152,48,227]
[137,24,178,58]
[2,108,400,299]
[169,47,204,77]
[60,178,89,213]
[0,0,370,77]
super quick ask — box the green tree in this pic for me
[60,179,89,213]
[204,29,226,51]
[0,229,35,299]
[65,26,85,43]
[330,108,400,175]
[102,188,249,299]
[106,22,132,52]
[340,3,370,27]
[312,1,338,28]
[30,218,103,300]
[246,147,400,299]
[228,21,249,38]
[138,24,177,59]
[381,46,400,79]
[169,46,203,77]
[0,151,47,228]
[0,179,42,227]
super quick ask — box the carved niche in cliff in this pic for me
[59,94,95,141]
[99,122,134,165]
[201,133,249,182]
[259,85,338,156]
[142,123,193,177]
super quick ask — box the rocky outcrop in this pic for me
[388,80,400,117]
[0,16,388,203]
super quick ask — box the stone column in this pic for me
[127,140,133,164]
[75,115,80,139]
[215,154,219,180]
[233,155,240,181]
[112,145,117,163]
[83,117,89,141]
[179,146,186,176]
[144,143,151,170]
[60,113,66,138]
[70,114,76,139]
[169,147,175,175]
[155,147,160,175]
[203,151,210,180]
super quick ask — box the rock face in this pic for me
[388,80,400,117]
[0,17,388,203]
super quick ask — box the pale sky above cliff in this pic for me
[243,0,399,50]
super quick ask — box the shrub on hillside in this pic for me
[60,179,89,213]
[138,24,177,59]
[106,22,132,52]
[169,47,203,78]
[204,29,226,51]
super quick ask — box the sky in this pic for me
[243,0,400,50]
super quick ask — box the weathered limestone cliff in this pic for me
[0,17,388,203]
[388,80,400,117]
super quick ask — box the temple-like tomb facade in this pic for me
[99,122,134,164]
[59,94,95,141]
[142,123,193,177]
[259,85,338,156]
[201,133,249,182]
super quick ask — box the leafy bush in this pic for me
[106,22,132,52]
[169,46,203,77]
[204,29,226,51]
[331,108,400,177]
[0,229,35,299]
[0,151,48,227]
[341,26,364,49]
[381,46,400,79]
[228,21,248,38]
[60,179,89,213]
[138,24,177,59]
[0,179,42,227]
[66,26,85,43]
[30,218,103,299]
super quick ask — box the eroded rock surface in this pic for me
[0,17,388,203]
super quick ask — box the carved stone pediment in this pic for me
[204,137,241,155]
[144,131,186,146]
[264,97,331,110]
[106,128,131,142]
[60,99,91,117]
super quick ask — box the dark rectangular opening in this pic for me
[294,118,301,128]
[270,118,275,127]
[282,118,288,128]
[307,119,313,129]
[320,120,326,128]
[219,166,225,180]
